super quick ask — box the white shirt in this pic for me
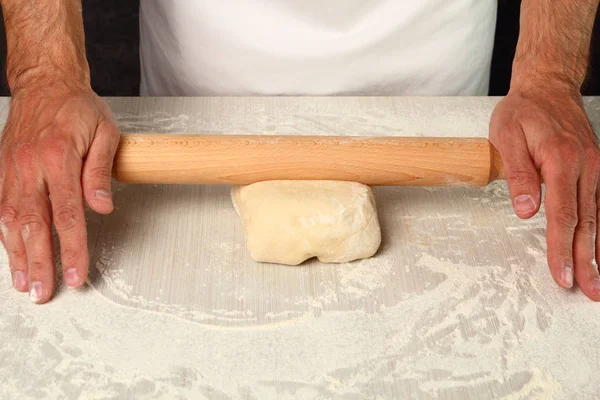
[140,1,497,96]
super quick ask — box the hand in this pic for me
[0,82,119,303]
[490,81,600,301]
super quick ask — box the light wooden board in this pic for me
[1,97,600,399]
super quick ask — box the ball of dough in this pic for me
[231,180,381,265]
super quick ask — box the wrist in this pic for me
[509,67,583,98]
[511,32,590,95]
[8,65,91,97]
[3,0,90,95]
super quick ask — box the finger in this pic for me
[542,158,579,290]
[491,123,541,219]
[82,119,119,215]
[0,167,28,292]
[573,165,600,301]
[44,146,88,289]
[18,176,54,304]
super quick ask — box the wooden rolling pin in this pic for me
[113,134,505,186]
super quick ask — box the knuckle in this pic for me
[27,259,47,274]
[0,204,19,225]
[577,215,596,235]
[489,124,516,147]
[19,213,46,235]
[53,204,78,231]
[86,165,112,182]
[583,150,600,170]
[545,157,579,178]
[7,248,26,261]
[505,169,535,187]
[554,206,579,230]
[546,138,582,162]
[560,137,584,154]
[98,118,119,137]
[41,138,70,165]
[61,249,81,266]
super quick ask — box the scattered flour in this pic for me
[15,180,588,398]
[3,98,600,398]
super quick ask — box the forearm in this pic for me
[511,0,599,92]
[0,0,89,93]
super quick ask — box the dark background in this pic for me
[0,1,598,96]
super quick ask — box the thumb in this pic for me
[82,120,119,214]
[491,125,542,219]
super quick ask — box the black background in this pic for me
[0,1,598,96]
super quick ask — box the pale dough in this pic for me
[231,180,381,265]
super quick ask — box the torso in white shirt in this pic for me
[139,0,497,96]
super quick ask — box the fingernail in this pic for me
[12,271,27,290]
[64,268,80,288]
[29,281,45,303]
[592,279,600,294]
[94,190,112,201]
[561,265,573,288]
[514,195,536,214]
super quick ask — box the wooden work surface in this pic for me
[1,97,600,399]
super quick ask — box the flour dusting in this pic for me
[3,97,600,399]
[51,180,595,398]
